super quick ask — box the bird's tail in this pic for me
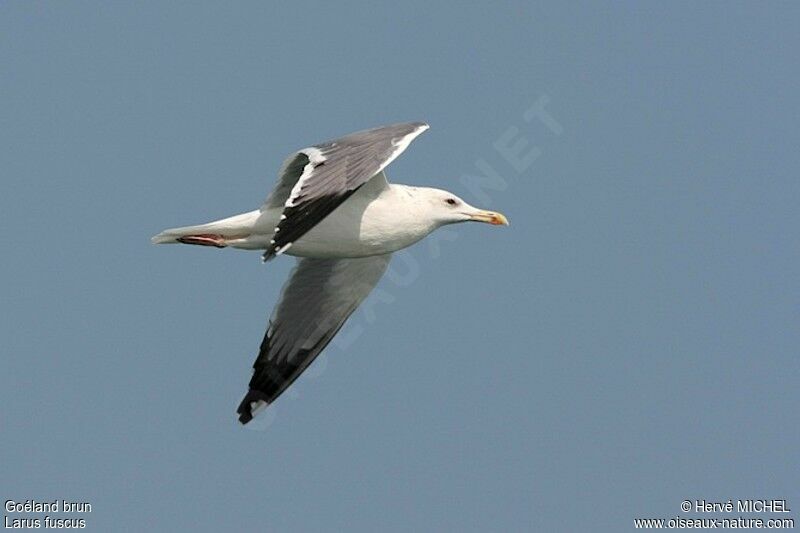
[151,210,261,245]
[151,228,188,244]
[150,223,217,245]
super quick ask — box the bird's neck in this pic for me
[364,184,443,246]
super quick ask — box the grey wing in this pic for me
[262,150,310,210]
[236,253,392,424]
[261,121,429,261]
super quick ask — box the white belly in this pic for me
[242,182,435,259]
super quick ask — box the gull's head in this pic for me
[420,188,509,227]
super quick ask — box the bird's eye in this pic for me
[445,198,457,206]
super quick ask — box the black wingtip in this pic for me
[236,389,270,425]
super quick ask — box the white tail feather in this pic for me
[151,210,262,245]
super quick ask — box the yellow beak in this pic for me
[469,210,510,226]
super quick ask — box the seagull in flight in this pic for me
[152,122,509,424]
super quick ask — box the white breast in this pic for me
[284,183,435,259]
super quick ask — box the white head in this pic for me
[417,187,509,228]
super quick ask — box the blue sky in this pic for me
[2,2,798,531]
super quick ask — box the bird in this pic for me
[152,122,509,424]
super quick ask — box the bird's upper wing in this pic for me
[261,122,429,261]
[237,254,391,424]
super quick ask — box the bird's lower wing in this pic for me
[237,254,392,424]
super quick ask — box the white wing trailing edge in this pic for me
[261,122,429,261]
